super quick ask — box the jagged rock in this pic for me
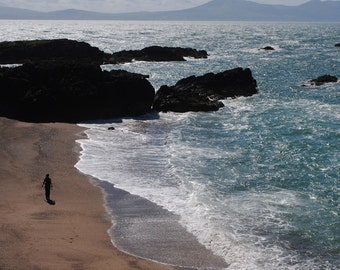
[104,46,208,64]
[0,39,104,65]
[310,74,338,86]
[153,67,257,113]
[0,62,155,122]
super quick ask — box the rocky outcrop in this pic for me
[0,39,104,65]
[335,43,340,47]
[309,74,338,86]
[153,68,257,113]
[104,46,208,64]
[0,39,257,122]
[0,39,208,65]
[0,62,155,122]
[0,39,159,122]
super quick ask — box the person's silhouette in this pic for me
[42,174,53,202]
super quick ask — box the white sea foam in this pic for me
[76,111,316,269]
[75,68,339,269]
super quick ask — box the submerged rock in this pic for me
[104,46,208,64]
[153,67,258,113]
[0,62,155,122]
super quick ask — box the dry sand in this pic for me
[0,117,174,270]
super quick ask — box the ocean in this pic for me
[1,20,339,269]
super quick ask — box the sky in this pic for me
[0,0,338,13]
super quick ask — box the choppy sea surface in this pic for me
[1,21,339,269]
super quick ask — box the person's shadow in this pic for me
[46,199,56,205]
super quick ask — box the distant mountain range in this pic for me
[1,0,340,21]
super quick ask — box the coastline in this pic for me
[99,181,228,269]
[0,117,173,270]
[75,121,229,269]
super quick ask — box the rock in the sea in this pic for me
[104,46,208,64]
[0,62,155,122]
[261,46,275,51]
[0,39,225,122]
[153,67,257,113]
[310,74,338,86]
[0,39,209,66]
[335,43,340,47]
[0,39,104,65]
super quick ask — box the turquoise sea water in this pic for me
[1,21,339,269]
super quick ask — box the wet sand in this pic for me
[101,181,228,269]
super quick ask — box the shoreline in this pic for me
[98,180,228,269]
[0,117,173,270]
[76,122,228,269]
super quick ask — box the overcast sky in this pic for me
[0,0,337,13]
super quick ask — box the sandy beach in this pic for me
[0,117,174,270]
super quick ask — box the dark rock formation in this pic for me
[0,39,104,65]
[310,74,338,86]
[1,39,259,122]
[0,39,208,65]
[104,46,208,64]
[335,43,340,47]
[261,46,275,51]
[0,62,155,122]
[0,39,158,122]
[153,68,257,113]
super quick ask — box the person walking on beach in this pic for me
[42,174,53,201]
